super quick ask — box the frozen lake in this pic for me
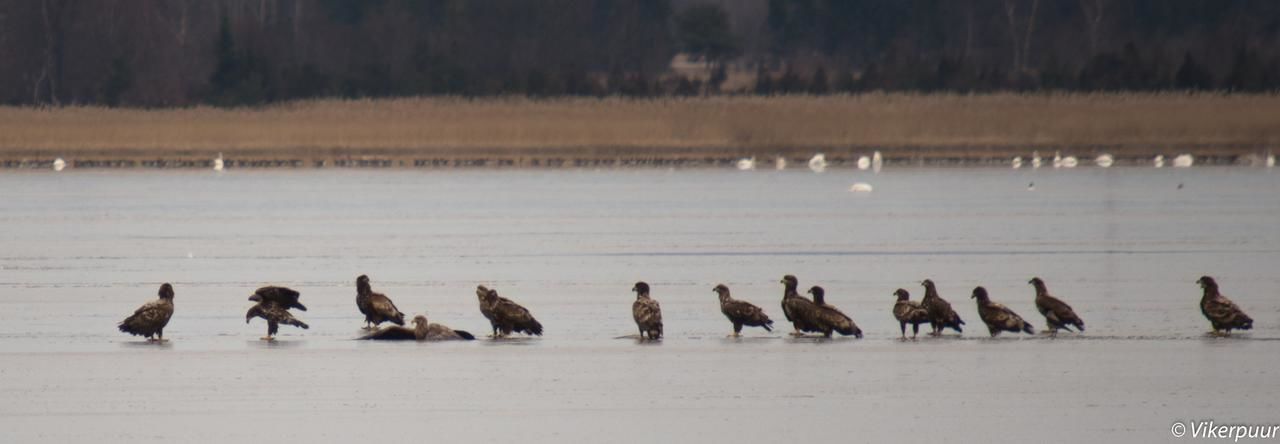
[1,168,1278,442]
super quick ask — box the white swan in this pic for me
[1061,156,1079,168]
[1052,151,1063,168]
[1173,154,1194,168]
[856,156,871,170]
[808,154,827,173]
[52,157,66,172]
[775,156,787,170]
[1154,154,1165,168]
[1095,154,1114,168]
[1011,156,1023,169]
[871,151,883,173]
[849,182,873,192]
[736,157,756,170]
[1267,154,1275,168]
[214,153,225,172]
[1031,151,1042,169]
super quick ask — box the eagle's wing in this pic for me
[362,325,417,340]
[119,299,173,335]
[369,293,404,325]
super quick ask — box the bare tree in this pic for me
[1003,0,1040,75]
[1078,0,1107,56]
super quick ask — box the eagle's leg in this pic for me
[729,322,743,338]
[789,326,804,337]
[638,327,646,340]
[899,322,907,340]
[156,329,166,343]
[262,321,278,341]
[911,323,920,340]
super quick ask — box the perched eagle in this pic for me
[1197,276,1253,336]
[1029,277,1084,335]
[246,286,309,341]
[779,275,825,336]
[808,286,863,338]
[920,279,965,335]
[972,286,1034,337]
[892,288,930,339]
[631,281,663,340]
[479,287,543,337]
[714,284,773,336]
[356,274,404,329]
[118,283,176,342]
[361,315,475,340]
[475,285,499,337]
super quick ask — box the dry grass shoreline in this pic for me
[2,94,1278,168]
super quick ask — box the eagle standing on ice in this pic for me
[714,284,773,337]
[356,274,405,329]
[631,282,663,340]
[1197,276,1253,336]
[1028,277,1084,336]
[117,283,176,342]
[972,286,1034,337]
[477,286,543,337]
[245,286,309,341]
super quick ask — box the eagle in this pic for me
[631,281,663,340]
[1029,277,1084,335]
[478,287,543,337]
[117,283,176,342]
[808,286,863,338]
[892,288,930,339]
[245,286,309,341]
[361,314,476,340]
[356,274,404,329]
[920,279,965,336]
[714,284,773,337]
[1197,276,1253,336]
[972,286,1034,337]
[779,275,825,336]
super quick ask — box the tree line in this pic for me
[0,0,1277,107]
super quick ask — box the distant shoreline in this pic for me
[2,94,1277,169]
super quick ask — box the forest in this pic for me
[1,0,1278,107]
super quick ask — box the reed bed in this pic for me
[1,93,1278,155]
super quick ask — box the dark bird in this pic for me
[714,284,773,337]
[1029,277,1084,336]
[779,275,824,336]
[246,286,309,341]
[117,283,176,342]
[631,281,663,340]
[475,285,499,337]
[355,274,404,329]
[972,286,1034,337]
[361,315,475,341]
[920,279,965,336]
[478,287,543,337]
[892,288,930,340]
[1197,276,1253,336]
[808,286,863,338]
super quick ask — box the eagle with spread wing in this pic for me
[362,314,475,340]
[245,286,309,341]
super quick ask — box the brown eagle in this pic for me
[1029,277,1084,335]
[631,281,663,340]
[714,284,773,337]
[972,286,1034,337]
[117,283,176,342]
[920,279,965,336]
[892,288,930,339]
[361,314,475,340]
[1197,276,1253,336]
[780,275,825,336]
[356,274,404,329]
[475,285,500,337]
[246,286,309,341]
[808,286,863,338]
[478,287,543,337]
